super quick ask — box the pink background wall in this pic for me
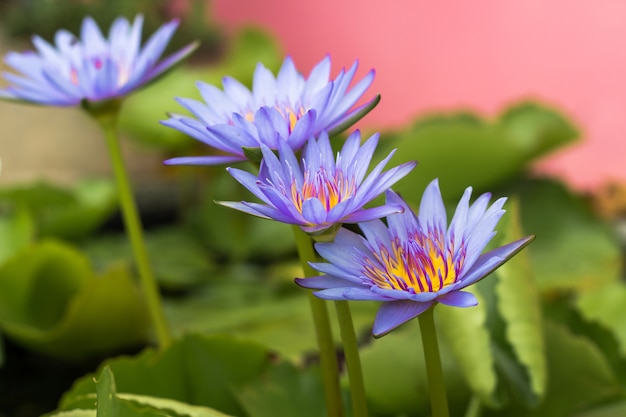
[211,0,626,191]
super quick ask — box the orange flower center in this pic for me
[290,168,356,214]
[363,230,464,293]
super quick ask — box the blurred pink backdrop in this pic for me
[211,0,626,190]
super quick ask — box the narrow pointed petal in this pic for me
[342,204,404,224]
[295,275,358,289]
[373,301,433,338]
[163,155,244,166]
[418,179,448,232]
[437,290,478,307]
[460,235,535,287]
[315,287,392,302]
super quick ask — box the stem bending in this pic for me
[95,111,172,349]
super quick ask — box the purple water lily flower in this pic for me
[218,130,416,234]
[296,180,534,337]
[0,15,197,106]
[162,55,377,166]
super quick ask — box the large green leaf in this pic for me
[98,366,234,417]
[184,172,295,262]
[0,179,117,241]
[512,178,621,292]
[53,366,234,417]
[0,240,149,360]
[576,282,626,358]
[237,361,327,417]
[573,401,626,417]
[43,411,94,417]
[376,102,578,205]
[82,226,216,290]
[484,322,623,417]
[438,289,498,405]
[0,205,34,265]
[494,200,546,401]
[165,272,378,359]
[360,318,470,417]
[60,333,271,416]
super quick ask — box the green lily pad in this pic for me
[164,265,379,359]
[0,240,149,360]
[237,361,327,417]
[494,200,546,402]
[82,226,216,290]
[487,322,623,417]
[60,333,271,416]
[0,179,117,241]
[576,282,626,358]
[438,289,498,405]
[376,102,579,204]
[573,401,626,417]
[49,365,234,417]
[360,318,470,417]
[0,205,34,265]
[185,171,295,262]
[43,410,95,417]
[513,178,621,293]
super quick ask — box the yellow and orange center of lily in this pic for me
[290,168,357,215]
[363,231,464,294]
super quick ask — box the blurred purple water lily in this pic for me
[0,15,197,106]
[218,130,416,234]
[296,180,534,337]
[163,55,377,166]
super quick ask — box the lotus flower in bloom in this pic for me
[163,56,377,165]
[296,180,534,336]
[218,130,416,234]
[0,15,197,106]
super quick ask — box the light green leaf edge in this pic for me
[0,241,149,360]
[437,289,497,405]
[576,282,626,357]
[96,365,120,417]
[42,410,95,417]
[0,206,35,265]
[82,365,236,417]
[495,199,546,398]
[573,400,626,417]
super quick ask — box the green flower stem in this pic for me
[418,306,450,417]
[293,226,343,417]
[334,300,369,417]
[94,109,172,349]
[464,396,482,417]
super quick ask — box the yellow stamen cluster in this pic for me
[363,231,462,294]
[290,168,356,214]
